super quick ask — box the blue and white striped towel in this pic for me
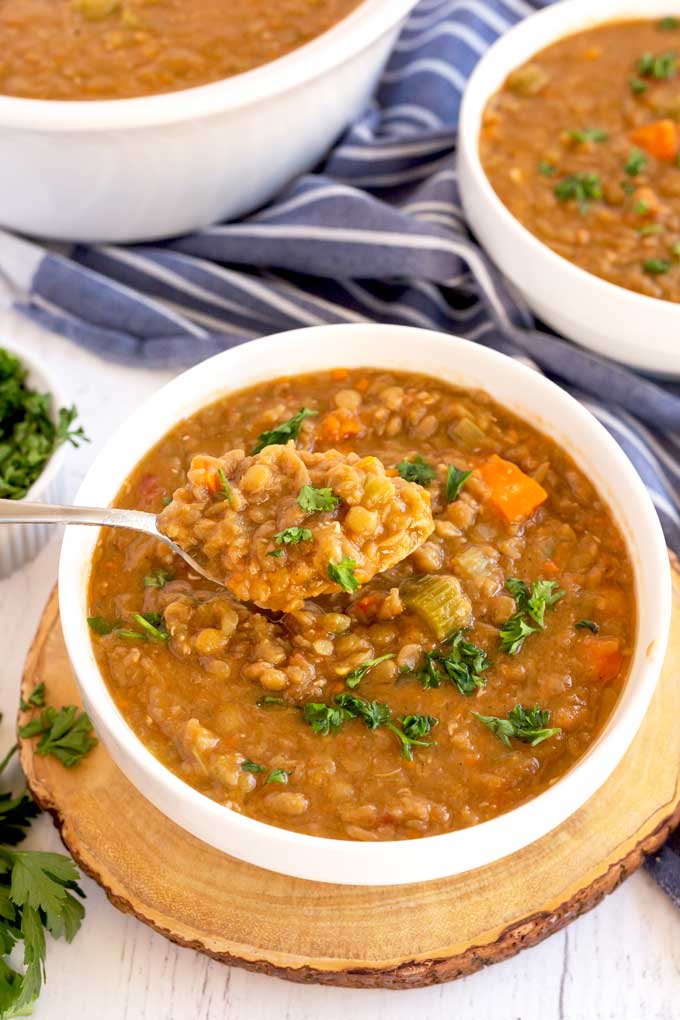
[1,0,680,896]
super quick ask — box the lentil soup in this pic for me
[0,0,363,101]
[87,369,635,842]
[480,16,680,302]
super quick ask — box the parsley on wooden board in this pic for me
[473,704,561,748]
[419,630,490,695]
[445,465,471,503]
[395,455,436,486]
[19,706,97,768]
[0,348,88,500]
[327,557,360,594]
[251,407,317,454]
[297,485,340,513]
[345,653,395,689]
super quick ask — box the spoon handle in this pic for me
[0,499,158,535]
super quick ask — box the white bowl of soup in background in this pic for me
[458,0,680,378]
[58,324,671,886]
[0,0,419,243]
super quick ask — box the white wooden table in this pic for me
[1,310,678,1020]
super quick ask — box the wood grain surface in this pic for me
[18,566,680,990]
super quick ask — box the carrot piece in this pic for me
[316,409,365,443]
[478,454,548,523]
[580,636,624,683]
[355,378,370,393]
[630,120,679,162]
[188,455,222,495]
[331,368,349,381]
[542,559,560,575]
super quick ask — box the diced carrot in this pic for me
[188,455,222,495]
[478,454,548,523]
[580,636,624,683]
[331,368,349,381]
[316,409,365,444]
[385,467,399,477]
[542,559,560,575]
[630,120,679,162]
[356,378,370,393]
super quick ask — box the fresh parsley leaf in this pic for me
[216,468,232,503]
[86,616,118,636]
[241,759,265,773]
[643,258,671,275]
[659,16,679,29]
[395,455,437,486]
[265,768,290,785]
[473,704,561,748]
[576,619,600,633]
[418,630,490,696]
[501,577,565,651]
[639,223,663,236]
[568,128,609,144]
[267,549,284,558]
[0,793,40,847]
[334,693,391,730]
[256,695,285,707]
[19,683,45,712]
[302,702,353,735]
[625,147,647,176]
[386,714,437,761]
[446,465,471,503]
[637,51,677,79]
[143,568,173,589]
[19,707,97,768]
[629,76,649,94]
[345,653,395,689]
[499,614,538,655]
[251,407,317,454]
[55,406,90,449]
[120,612,170,642]
[274,527,313,546]
[525,579,565,628]
[554,173,602,212]
[327,557,360,594]
[302,694,434,760]
[538,160,556,176]
[297,485,340,513]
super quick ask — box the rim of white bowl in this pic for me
[58,325,671,885]
[0,0,419,132]
[0,339,70,501]
[458,0,680,344]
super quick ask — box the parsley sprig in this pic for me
[419,630,490,695]
[19,704,97,768]
[554,173,602,212]
[473,704,561,748]
[251,407,317,454]
[302,694,437,760]
[395,455,436,487]
[327,557,360,594]
[446,465,471,503]
[499,578,565,655]
[297,485,340,513]
[273,527,313,546]
[345,653,395,689]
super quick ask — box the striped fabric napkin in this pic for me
[0,0,679,896]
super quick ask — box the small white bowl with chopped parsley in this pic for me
[0,341,87,575]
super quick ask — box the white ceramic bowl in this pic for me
[0,340,68,576]
[0,0,418,244]
[58,324,671,886]
[458,0,680,378]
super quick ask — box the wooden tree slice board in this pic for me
[18,567,680,990]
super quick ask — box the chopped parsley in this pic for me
[500,578,565,654]
[576,619,600,634]
[643,258,671,275]
[241,759,265,773]
[297,485,340,513]
[274,527,313,546]
[118,612,170,642]
[625,148,647,176]
[568,128,608,144]
[629,76,649,94]
[19,683,45,712]
[639,223,663,236]
[267,549,284,558]
[538,160,556,176]
[345,653,395,689]
[144,568,173,589]
[251,407,317,454]
[386,714,437,761]
[327,557,360,594]
[674,241,680,256]
[19,705,97,768]
[302,694,436,760]
[637,51,677,79]
[265,768,290,785]
[659,16,680,30]
[635,200,649,216]
[216,468,232,503]
[621,180,636,195]
[419,630,490,696]
[86,616,119,636]
[256,695,286,707]
[0,348,89,499]
[446,465,472,503]
[553,173,602,212]
[473,704,561,748]
[395,455,437,486]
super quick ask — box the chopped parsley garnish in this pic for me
[251,407,317,454]
[274,527,313,546]
[267,549,284,558]
[334,693,391,730]
[637,51,677,79]
[538,160,556,176]
[635,200,649,216]
[302,694,436,759]
[639,223,663,236]
[302,701,354,735]
[118,612,170,642]
[345,653,395,689]
[241,759,265,773]
[216,468,232,503]
[265,768,290,785]
[419,630,490,696]
[500,578,565,654]
[473,704,561,748]
[659,16,680,30]
[621,180,636,195]
[0,348,89,499]
[576,619,600,634]
[446,465,471,503]
[629,76,649,94]
[674,241,680,256]
[553,173,602,212]
[144,568,173,589]
[395,455,437,486]
[256,696,285,707]
[86,616,118,636]
[568,128,608,144]
[19,706,97,768]
[297,485,340,513]
[19,683,45,712]
[643,258,671,275]
[386,714,437,761]
[327,557,360,594]
[625,147,647,176]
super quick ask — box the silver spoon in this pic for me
[0,498,225,587]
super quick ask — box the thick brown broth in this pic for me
[0,0,362,100]
[88,368,635,842]
[480,17,680,301]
